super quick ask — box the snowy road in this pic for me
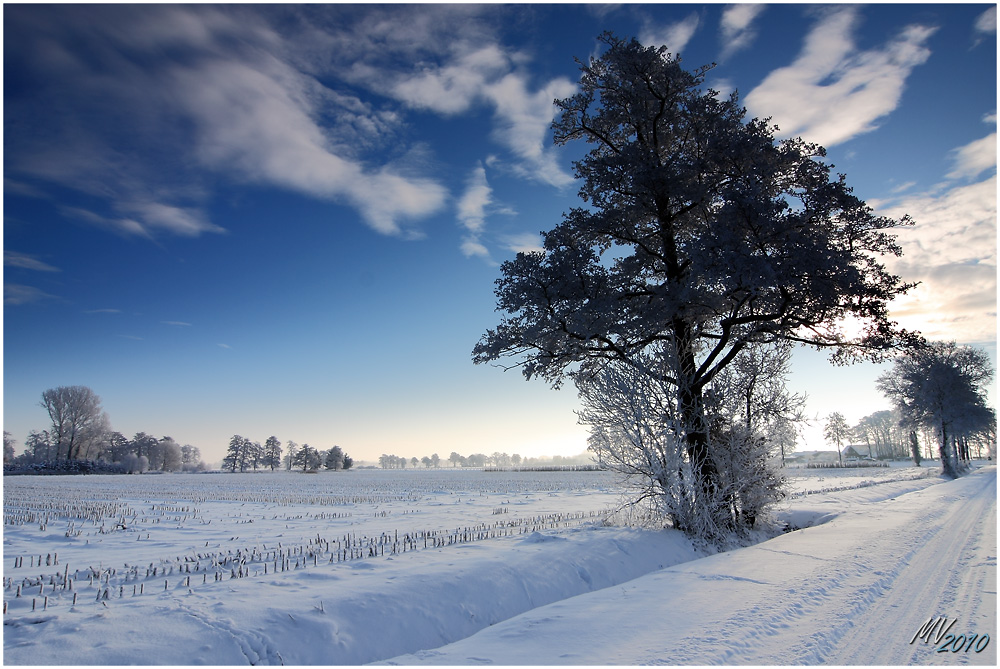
[385,466,997,665]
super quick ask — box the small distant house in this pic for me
[785,450,839,465]
[841,445,865,460]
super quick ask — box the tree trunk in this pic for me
[909,430,921,466]
[939,422,957,478]
[673,317,733,531]
[678,383,729,529]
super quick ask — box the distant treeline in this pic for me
[5,429,207,475]
[803,461,889,469]
[378,451,595,469]
[483,464,605,472]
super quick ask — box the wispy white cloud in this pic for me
[163,28,448,237]
[3,250,59,314]
[378,38,574,186]
[975,6,997,36]
[123,202,225,238]
[62,202,222,240]
[6,5,581,242]
[4,284,57,306]
[456,162,534,261]
[84,308,122,314]
[868,128,996,344]
[484,75,577,188]
[640,12,701,54]
[888,181,917,195]
[391,45,511,115]
[457,164,493,235]
[5,5,448,240]
[4,6,236,239]
[946,132,997,181]
[719,4,765,60]
[60,207,152,239]
[744,8,935,147]
[457,163,495,262]
[162,321,193,327]
[296,4,576,191]
[877,174,996,343]
[4,251,60,272]
[460,238,493,261]
[3,178,47,198]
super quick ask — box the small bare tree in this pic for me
[39,385,109,461]
[3,431,16,464]
[824,412,851,466]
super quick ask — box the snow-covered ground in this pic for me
[3,463,995,665]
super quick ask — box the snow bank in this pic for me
[3,525,700,665]
[383,466,996,666]
[3,470,689,665]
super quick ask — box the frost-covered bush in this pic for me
[579,351,786,547]
[709,425,786,533]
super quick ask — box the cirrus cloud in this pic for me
[745,7,935,147]
[456,163,496,262]
[4,251,60,273]
[719,4,766,60]
[286,4,577,190]
[975,5,997,37]
[640,12,701,55]
[4,284,57,306]
[4,4,581,242]
[877,171,996,344]
[5,4,448,239]
[946,132,997,181]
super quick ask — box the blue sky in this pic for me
[4,3,996,464]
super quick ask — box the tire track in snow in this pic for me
[669,467,997,665]
[634,477,946,663]
[719,470,996,665]
[823,467,996,666]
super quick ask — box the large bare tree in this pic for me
[474,34,920,539]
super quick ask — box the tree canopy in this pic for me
[474,34,919,388]
[878,341,994,477]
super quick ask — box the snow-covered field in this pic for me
[3,463,995,665]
